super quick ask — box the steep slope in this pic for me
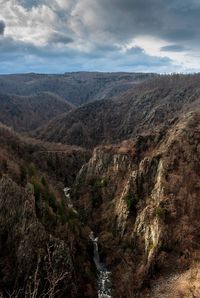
[72,110,200,297]
[0,123,90,186]
[0,92,73,132]
[36,74,200,148]
[0,125,95,297]
[0,72,155,106]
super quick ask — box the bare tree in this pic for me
[4,243,69,298]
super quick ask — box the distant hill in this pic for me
[0,92,73,132]
[35,74,200,148]
[0,72,155,106]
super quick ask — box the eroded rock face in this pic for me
[73,111,200,297]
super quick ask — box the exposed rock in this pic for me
[73,110,200,297]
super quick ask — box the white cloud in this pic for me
[0,0,200,72]
[0,0,58,45]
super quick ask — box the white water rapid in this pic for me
[89,231,112,298]
[64,187,73,208]
[64,187,78,213]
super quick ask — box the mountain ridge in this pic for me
[35,74,200,148]
[0,92,73,132]
[0,72,156,106]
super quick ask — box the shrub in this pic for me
[47,191,57,212]
[20,165,27,183]
[78,209,90,224]
[41,176,47,186]
[57,199,68,224]
[91,191,102,207]
[123,193,133,211]
[32,178,42,201]
[154,206,166,218]
[90,177,108,189]
[89,177,107,208]
[45,210,58,228]
[27,163,36,178]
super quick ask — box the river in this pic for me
[64,187,112,297]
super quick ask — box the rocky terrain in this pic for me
[0,73,200,297]
[71,108,200,297]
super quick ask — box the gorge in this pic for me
[0,73,200,297]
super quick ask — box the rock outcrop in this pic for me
[73,111,200,297]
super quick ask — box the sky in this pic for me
[0,0,200,74]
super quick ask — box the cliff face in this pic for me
[73,111,200,297]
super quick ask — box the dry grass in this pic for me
[148,264,200,298]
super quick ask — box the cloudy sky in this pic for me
[0,0,200,73]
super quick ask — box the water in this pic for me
[64,187,73,208]
[63,187,78,213]
[89,232,112,298]
[64,187,112,297]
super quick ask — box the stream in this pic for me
[89,231,112,298]
[64,187,112,297]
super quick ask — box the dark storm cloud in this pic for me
[0,20,5,35]
[90,0,200,45]
[0,36,74,59]
[160,45,186,52]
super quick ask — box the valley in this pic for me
[0,73,200,297]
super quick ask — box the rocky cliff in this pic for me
[73,110,200,297]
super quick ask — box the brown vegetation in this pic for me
[0,72,154,106]
[0,92,73,132]
[36,74,200,148]
[1,73,200,297]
